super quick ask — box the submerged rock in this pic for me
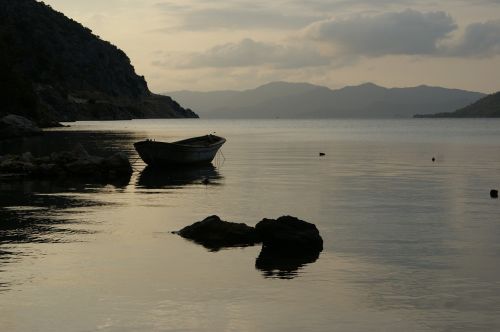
[0,114,42,140]
[255,216,323,252]
[176,215,260,251]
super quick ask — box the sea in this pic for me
[1,119,500,331]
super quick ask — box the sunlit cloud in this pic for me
[156,6,323,30]
[304,9,457,56]
[443,20,500,57]
[153,38,331,68]
[303,10,500,59]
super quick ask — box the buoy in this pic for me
[432,157,435,162]
[490,189,498,198]
[202,178,210,185]
[319,152,325,157]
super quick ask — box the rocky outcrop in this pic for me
[176,215,260,251]
[0,0,197,125]
[0,144,132,182]
[0,115,41,139]
[255,216,323,252]
[176,215,324,278]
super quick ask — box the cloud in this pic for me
[169,7,322,30]
[153,2,190,12]
[153,1,324,30]
[153,38,331,68]
[304,9,457,56]
[287,0,419,11]
[445,20,500,57]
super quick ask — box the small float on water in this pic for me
[134,134,226,167]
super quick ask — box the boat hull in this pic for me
[134,136,225,167]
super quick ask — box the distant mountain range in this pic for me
[167,82,485,119]
[415,91,500,118]
[0,0,196,126]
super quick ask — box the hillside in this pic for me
[167,82,484,119]
[0,0,197,126]
[414,91,500,118]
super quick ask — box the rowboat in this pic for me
[134,134,226,167]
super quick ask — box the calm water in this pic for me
[1,119,500,331]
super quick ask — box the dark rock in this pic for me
[177,215,260,251]
[255,246,321,279]
[0,144,132,182]
[71,144,90,159]
[50,151,79,165]
[103,153,133,176]
[0,115,42,140]
[0,157,35,174]
[255,216,323,252]
[65,156,104,176]
[491,189,498,199]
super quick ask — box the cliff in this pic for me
[414,91,500,118]
[0,0,197,126]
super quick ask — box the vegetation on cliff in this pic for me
[0,0,197,126]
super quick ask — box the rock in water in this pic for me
[103,153,133,177]
[255,216,323,252]
[0,144,132,183]
[0,115,42,139]
[177,215,260,251]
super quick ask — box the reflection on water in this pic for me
[137,164,222,189]
[2,119,500,331]
[255,247,321,279]
[0,177,119,292]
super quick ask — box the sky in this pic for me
[42,0,500,93]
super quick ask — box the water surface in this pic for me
[1,119,500,331]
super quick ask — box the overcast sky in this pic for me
[43,0,500,93]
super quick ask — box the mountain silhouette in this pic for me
[167,82,484,119]
[0,0,197,126]
[415,91,500,118]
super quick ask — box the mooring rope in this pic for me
[214,148,226,169]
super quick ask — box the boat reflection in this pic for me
[136,164,222,189]
[255,247,322,280]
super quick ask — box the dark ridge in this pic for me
[0,0,197,126]
[167,81,485,119]
[414,91,500,118]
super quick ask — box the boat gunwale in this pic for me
[134,135,226,149]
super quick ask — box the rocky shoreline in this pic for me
[0,115,132,183]
[0,145,132,182]
[0,114,42,140]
